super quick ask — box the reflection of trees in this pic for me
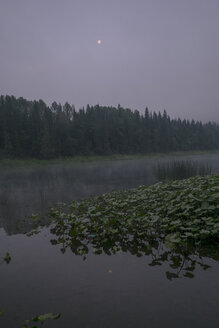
[154,160,211,181]
[0,160,156,235]
[49,220,218,280]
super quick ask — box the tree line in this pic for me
[0,95,219,159]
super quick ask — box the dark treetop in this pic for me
[1,95,219,159]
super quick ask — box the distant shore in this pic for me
[0,150,219,169]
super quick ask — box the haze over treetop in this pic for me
[0,0,219,122]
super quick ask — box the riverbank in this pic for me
[1,150,219,169]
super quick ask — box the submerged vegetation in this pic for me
[26,175,219,280]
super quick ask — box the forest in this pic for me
[0,95,219,159]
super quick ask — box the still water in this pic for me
[0,153,219,327]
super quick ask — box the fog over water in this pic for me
[0,153,219,235]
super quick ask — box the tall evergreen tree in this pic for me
[0,95,219,159]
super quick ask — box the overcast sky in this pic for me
[0,0,219,122]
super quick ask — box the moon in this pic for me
[97,40,102,45]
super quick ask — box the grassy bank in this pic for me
[1,150,219,169]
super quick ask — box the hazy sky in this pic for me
[0,0,219,122]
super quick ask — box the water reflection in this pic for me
[1,153,219,235]
[48,221,218,280]
[154,160,212,181]
[1,155,219,328]
[0,161,155,234]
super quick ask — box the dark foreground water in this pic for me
[0,153,219,327]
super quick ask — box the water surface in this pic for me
[1,153,219,327]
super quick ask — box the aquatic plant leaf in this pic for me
[4,252,11,264]
[184,272,194,278]
[201,201,209,209]
[165,234,181,250]
[23,312,61,327]
[25,174,219,280]
[38,313,61,321]
[166,271,179,280]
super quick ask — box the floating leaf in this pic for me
[166,271,179,280]
[38,313,61,322]
[23,312,61,327]
[184,272,194,278]
[4,252,11,264]
[31,174,219,281]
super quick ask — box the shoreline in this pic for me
[0,150,219,169]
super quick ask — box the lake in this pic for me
[0,153,219,327]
